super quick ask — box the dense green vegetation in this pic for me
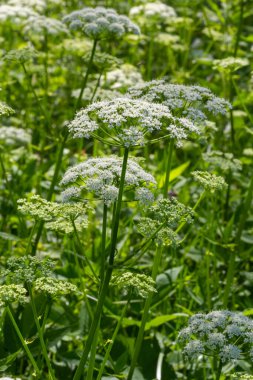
[0,0,252,379]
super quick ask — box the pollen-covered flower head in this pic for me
[68,97,200,147]
[178,310,253,364]
[111,271,156,298]
[60,156,156,206]
[17,195,90,233]
[63,6,140,39]
[192,171,227,193]
[128,79,232,122]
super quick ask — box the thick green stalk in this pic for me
[127,246,163,380]
[73,148,129,380]
[163,139,174,198]
[100,204,108,284]
[223,173,253,307]
[28,285,56,380]
[96,300,129,380]
[86,322,100,380]
[215,361,222,380]
[6,306,40,377]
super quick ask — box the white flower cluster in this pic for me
[137,217,179,247]
[68,97,199,147]
[24,14,69,36]
[130,2,176,23]
[0,127,31,146]
[213,57,249,72]
[63,6,140,39]
[61,157,156,206]
[101,64,144,90]
[0,4,68,36]
[111,271,156,298]
[128,79,232,121]
[178,310,253,363]
[17,195,89,234]
[203,150,242,173]
[7,0,47,12]
[0,5,36,24]
[192,171,227,193]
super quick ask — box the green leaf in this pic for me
[144,313,188,331]
[159,161,190,186]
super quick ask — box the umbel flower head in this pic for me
[34,277,79,298]
[17,195,90,234]
[192,171,227,193]
[3,256,54,284]
[0,5,36,24]
[130,2,176,28]
[23,14,69,36]
[128,79,232,123]
[111,271,156,298]
[3,47,38,64]
[203,150,242,173]
[60,156,156,206]
[0,284,28,306]
[137,198,193,247]
[63,6,140,39]
[213,57,249,73]
[178,310,253,364]
[68,97,200,147]
[0,127,31,147]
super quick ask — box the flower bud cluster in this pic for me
[17,195,89,233]
[203,150,242,173]
[0,284,28,306]
[63,6,140,39]
[192,171,227,193]
[0,102,14,116]
[61,157,156,206]
[24,14,69,36]
[178,311,253,363]
[3,47,38,64]
[34,277,79,297]
[111,271,156,298]
[130,2,176,25]
[213,57,249,73]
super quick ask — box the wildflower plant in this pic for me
[178,311,253,379]
[192,171,227,193]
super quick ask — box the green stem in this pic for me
[28,285,56,380]
[127,245,163,380]
[86,321,100,380]
[163,139,174,198]
[100,204,108,284]
[233,0,245,57]
[6,306,40,376]
[74,39,98,112]
[223,172,253,307]
[96,299,129,380]
[73,148,129,380]
[215,361,222,380]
